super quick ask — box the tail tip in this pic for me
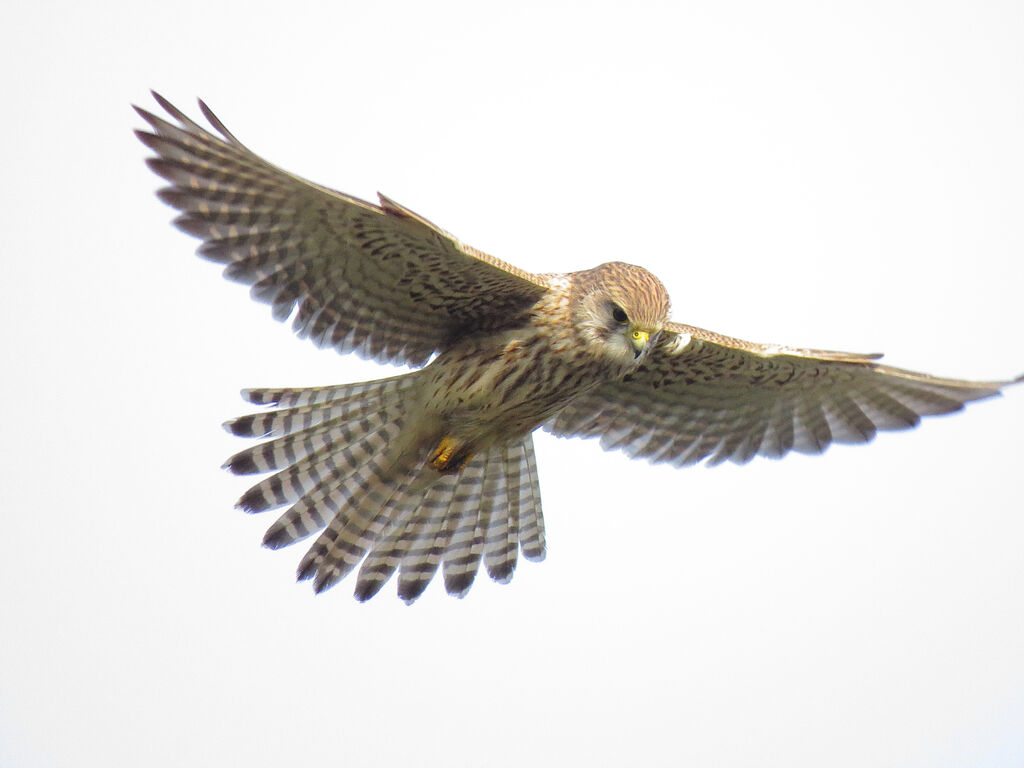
[223,415,263,437]
[353,580,384,603]
[222,452,260,475]
[241,388,280,405]
[262,527,291,549]
[443,572,476,599]
[312,571,339,594]
[485,561,516,585]
[397,581,429,605]
[235,488,271,514]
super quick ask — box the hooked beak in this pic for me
[629,328,650,359]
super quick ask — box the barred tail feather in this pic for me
[483,445,518,584]
[356,437,546,603]
[224,381,406,439]
[396,476,461,603]
[262,419,405,549]
[517,438,546,562]
[225,376,547,602]
[441,457,492,598]
[235,415,402,515]
[299,452,423,593]
[352,474,444,602]
[240,375,416,409]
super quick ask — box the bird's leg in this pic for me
[428,437,457,469]
[428,436,473,473]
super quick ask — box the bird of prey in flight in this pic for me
[135,93,1020,603]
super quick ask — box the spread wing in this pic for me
[547,321,1021,466]
[135,92,550,367]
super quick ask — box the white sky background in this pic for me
[2,1,1023,766]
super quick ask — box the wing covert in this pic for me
[135,92,550,367]
[547,321,1020,466]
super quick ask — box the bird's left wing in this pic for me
[135,93,550,368]
[546,321,1020,466]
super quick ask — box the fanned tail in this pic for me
[224,375,546,602]
[349,438,546,603]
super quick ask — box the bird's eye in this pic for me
[611,305,629,324]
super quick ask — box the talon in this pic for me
[428,436,459,470]
[428,437,473,473]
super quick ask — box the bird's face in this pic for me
[572,262,671,371]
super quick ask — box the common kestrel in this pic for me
[136,93,1020,603]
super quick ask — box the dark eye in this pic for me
[611,305,629,324]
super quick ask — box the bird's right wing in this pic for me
[547,321,1020,466]
[135,92,550,367]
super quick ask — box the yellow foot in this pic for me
[428,437,473,473]
[428,436,458,470]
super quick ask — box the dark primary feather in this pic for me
[135,92,550,368]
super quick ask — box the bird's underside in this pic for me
[136,92,1021,603]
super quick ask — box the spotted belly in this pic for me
[415,330,605,467]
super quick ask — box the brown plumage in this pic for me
[136,93,1021,603]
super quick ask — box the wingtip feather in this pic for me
[150,91,194,127]
[198,97,244,145]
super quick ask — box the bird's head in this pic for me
[571,262,671,371]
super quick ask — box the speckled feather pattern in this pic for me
[137,93,1019,602]
[135,93,548,368]
[547,331,1013,466]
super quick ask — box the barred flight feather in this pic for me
[225,378,412,438]
[137,94,1019,605]
[397,478,461,603]
[354,475,450,603]
[241,378,414,408]
[223,367,548,601]
[549,338,1012,467]
[224,412,390,476]
[483,451,516,584]
[237,419,398,516]
[135,94,549,371]
[517,438,546,561]
[306,457,425,594]
[295,451,409,588]
[442,453,498,599]
[441,456,490,598]
[262,420,405,550]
